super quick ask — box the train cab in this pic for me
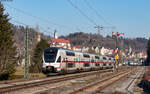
[42,47,62,74]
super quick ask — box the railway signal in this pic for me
[112,32,125,68]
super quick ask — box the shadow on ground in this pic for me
[137,80,150,94]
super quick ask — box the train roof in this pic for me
[45,47,114,59]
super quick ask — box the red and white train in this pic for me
[42,47,115,74]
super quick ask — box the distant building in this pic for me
[100,47,113,56]
[82,47,89,52]
[50,30,71,49]
[36,25,41,42]
[72,45,82,52]
[50,38,71,49]
[136,52,147,59]
[92,46,100,54]
[54,30,58,39]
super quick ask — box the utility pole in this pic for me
[24,26,29,79]
[94,25,103,55]
[112,32,125,68]
[95,25,103,35]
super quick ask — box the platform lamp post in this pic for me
[112,32,125,69]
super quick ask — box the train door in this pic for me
[83,54,90,71]
[102,56,107,69]
[75,53,81,71]
[79,53,84,70]
[91,55,95,70]
[54,50,62,72]
[95,56,100,69]
[60,51,67,72]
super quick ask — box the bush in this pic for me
[0,68,16,80]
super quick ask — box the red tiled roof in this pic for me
[51,38,70,44]
[75,45,81,49]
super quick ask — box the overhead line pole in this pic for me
[95,25,103,35]
[94,25,103,55]
[24,26,29,79]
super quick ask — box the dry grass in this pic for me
[14,66,46,79]
[112,91,127,94]
[133,72,144,93]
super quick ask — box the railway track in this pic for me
[0,69,113,93]
[125,67,144,94]
[0,66,131,94]
[69,67,138,94]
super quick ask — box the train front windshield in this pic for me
[44,48,58,63]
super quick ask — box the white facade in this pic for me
[100,47,113,55]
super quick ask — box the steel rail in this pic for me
[0,69,113,93]
[69,67,138,94]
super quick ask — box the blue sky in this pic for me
[2,0,150,38]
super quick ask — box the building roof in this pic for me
[75,45,81,49]
[51,38,70,44]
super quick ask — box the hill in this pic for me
[60,32,147,52]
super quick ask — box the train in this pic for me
[42,47,115,74]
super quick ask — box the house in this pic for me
[72,45,82,52]
[50,30,71,49]
[100,47,113,56]
[51,38,71,49]
[82,47,89,52]
[91,46,100,54]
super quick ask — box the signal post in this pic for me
[112,32,125,69]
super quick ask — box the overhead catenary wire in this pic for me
[66,0,97,26]
[11,19,54,35]
[5,4,74,31]
[84,0,113,26]
[84,0,118,36]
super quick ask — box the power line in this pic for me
[11,19,53,35]
[5,4,74,31]
[11,19,28,26]
[84,0,113,26]
[66,0,97,26]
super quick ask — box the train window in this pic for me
[109,63,112,66]
[95,56,99,59]
[103,64,106,66]
[109,58,111,60]
[83,54,90,58]
[66,51,75,56]
[67,63,74,68]
[95,63,99,66]
[84,63,90,67]
[44,49,57,63]
[91,59,94,62]
[57,56,61,63]
[103,57,107,60]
